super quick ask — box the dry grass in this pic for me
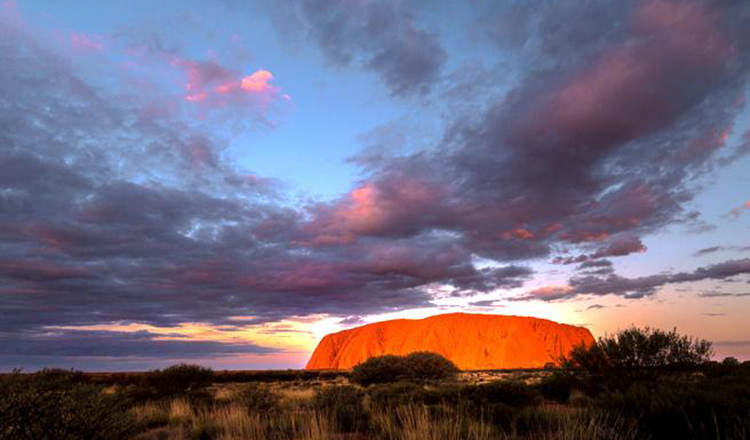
[131,398,341,440]
[372,404,495,440]
[130,391,642,440]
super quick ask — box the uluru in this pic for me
[306,313,594,370]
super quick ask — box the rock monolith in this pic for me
[306,313,594,370]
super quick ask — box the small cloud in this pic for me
[338,316,365,326]
[586,304,606,310]
[694,245,750,257]
[469,299,504,308]
[694,246,723,256]
[699,291,750,298]
[513,285,574,302]
[714,340,750,347]
[728,200,750,218]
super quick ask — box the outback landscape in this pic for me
[2,323,750,439]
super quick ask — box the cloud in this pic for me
[728,200,750,218]
[468,300,503,307]
[714,340,750,347]
[699,291,750,298]
[694,245,750,256]
[337,316,366,326]
[554,237,646,265]
[1,329,274,358]
[592,236,647,259]
[171,56,289,127]
[517,258,750,301]
[0,329,277,371]
[2,0,750,369]
[578,259,613,269]
[262,0,446,97]
[303,0,750,267]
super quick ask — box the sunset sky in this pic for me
[1,0,749,371]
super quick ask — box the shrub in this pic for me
[235,383,280,413]
[351,352,458,386]
[142,364,214,398]
[0,369,133,440]
[311,385,367,432]
[351,355,409,386]
[563,326,713,392]
[404,352,459,383]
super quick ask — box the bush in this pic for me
[404,352,459,383]
[563,326,713,392]
[351,352,457,386]
[351,355,408,386]
[594,372,750,440]
[235,383,280,413]
[311,385,367,432]
[0,369,133,440]
[142,364,214,398]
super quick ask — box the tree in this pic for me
[562,326,713,390]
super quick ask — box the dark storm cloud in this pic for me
[262,0,446,96]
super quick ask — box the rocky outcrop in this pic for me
[306,313,594,370]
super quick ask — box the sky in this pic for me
[1,0,749,371]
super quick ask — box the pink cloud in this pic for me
[729,200,750,218]
[502,229,534,240]
[515,0,733,154]
[301,178,447,246]
[172,57,286,116]
[519,285,574,302]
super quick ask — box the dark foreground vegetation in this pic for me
[1,327,749,440]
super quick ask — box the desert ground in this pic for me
[2,358,749,440]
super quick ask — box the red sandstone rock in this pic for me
[306,313,594,370]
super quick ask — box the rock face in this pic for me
[306,313,594,370]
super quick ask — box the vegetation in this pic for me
[310,385,368,432]
[351,352,458,385]
[0,369,133,440]
[141,363,214,398]
[1,335,748,439]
